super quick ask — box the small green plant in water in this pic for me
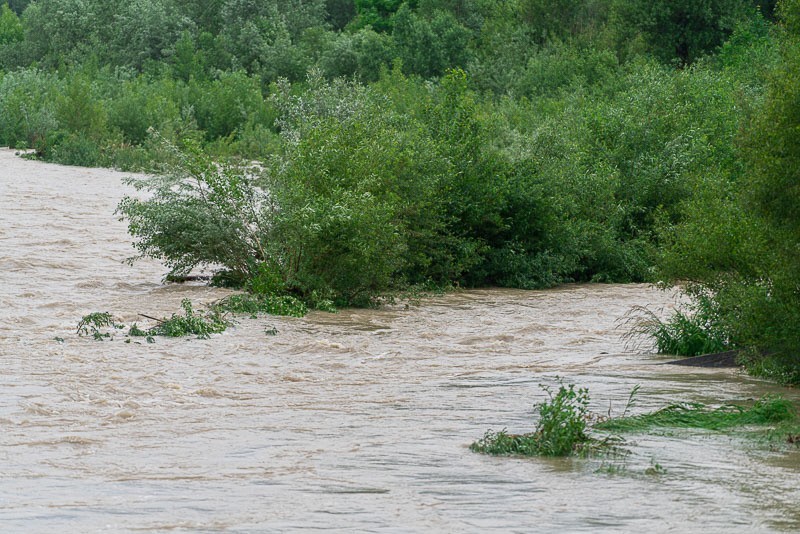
[645,460,667,476]
[471,382,593,457]
[129,299,229,339]
[77,312,123,340]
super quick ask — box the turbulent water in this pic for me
[1,148,799,533]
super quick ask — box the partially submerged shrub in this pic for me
[215,293,308,318]
[118,137,271,280]
[77,312,121,340]
[471,382,593,457]
[133,299,229,339]
[743,353,800,387]
[473,386,799,460]
[78,299,229,342]
[624,297,730,357]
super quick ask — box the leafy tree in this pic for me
[326,0,356,30]
[6,0,28,15]
[657,0,800,373]
[0,3,22,45]
[21,0,104,66]
[392,3,471,76]
[219,0,327,79]
[352,0,418,32]
[518,0,610,44]
[108,0,191,69]
[612,0,755,65]
[173,0,224,33]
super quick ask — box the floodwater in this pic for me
[1,148,799,533]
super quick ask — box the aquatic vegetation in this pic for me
[76,312,122,340]
[595,395,796,433]
[77,299,229,342]
[214,293,308,318]
[472,384,799,460]
[471,382,598,457]
[131,299,229,339]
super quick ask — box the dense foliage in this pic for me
[657,0,800,381]
[0,1,797,375]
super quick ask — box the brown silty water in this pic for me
[1,148,799,532]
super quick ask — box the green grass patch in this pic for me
[595,395,795,433]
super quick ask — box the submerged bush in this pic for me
[134,299,229,339]
[78,300,231,342]
[76,312,121,340]
[471,382,592,457]
[215,293,308,318]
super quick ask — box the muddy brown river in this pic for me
[1,148,799,532]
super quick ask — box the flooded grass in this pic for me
[473,386,799,460]
[595,395,796,433]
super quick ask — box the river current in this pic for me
[1,148,799,532]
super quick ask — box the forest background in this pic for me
[0,0,798,382]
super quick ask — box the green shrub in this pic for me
[471,382,591,457]
[188,71,268,141]
[0,3,22,46]
[655,0,800,373]
[118,138,271,279]
[627,295,731,357]
[131,299,229,339]
[48,133,103,167]
[215,293,308,318]
[107,76,187,145]
[0,68,60,151]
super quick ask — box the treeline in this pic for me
[0,1,798,379]
[0,0,775,162]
